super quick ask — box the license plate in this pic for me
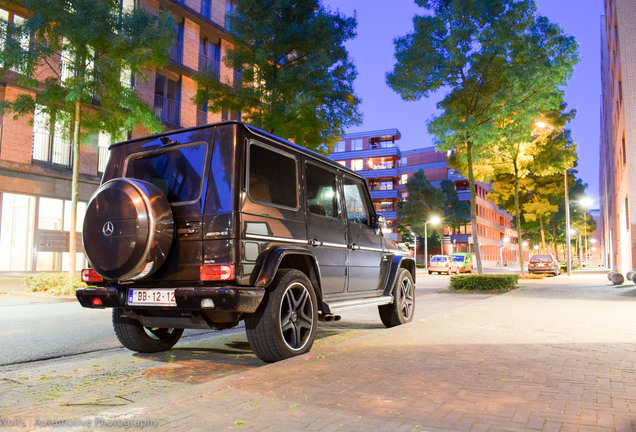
[538,263,545,267]
[128,288,176,307]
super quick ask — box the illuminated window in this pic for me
[351,159,363,171]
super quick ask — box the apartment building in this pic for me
[599,0,636,273]
[329,130,520,266]
[0,0,238,273]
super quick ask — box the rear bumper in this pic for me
[76,286,265,314]
[528,267,558,274]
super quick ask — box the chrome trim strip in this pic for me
[321,241,348,249]
[357,246,385,253]
[245,234,308,245]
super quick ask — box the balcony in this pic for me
[98,146,110,173]
[199,55,220,79]
[370,189,399,200]
[358,167,399,179]
[378,210,397,220]
[154,95,181,125]
[32,132,72,169]
[328,146,401,160]
[169,41,183,64]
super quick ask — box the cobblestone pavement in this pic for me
[2,272,636,431]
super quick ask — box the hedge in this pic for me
[24,273,86,296]
[449,274,518,291]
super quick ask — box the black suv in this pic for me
[77,121,415,362]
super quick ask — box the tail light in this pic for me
[200,264,235,281]
[81,268,104,283]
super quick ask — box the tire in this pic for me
[112,308,183,353]
[428,271,432,275]
[83,178,173,281]
[245,269,318,363]
[379,268,415,328]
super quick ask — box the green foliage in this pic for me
[387,0,579,275]
[440,179,470,231]
[397,170,444,237]
[24,273,86,296]
[449,274,518,291]
[195,0,361,152]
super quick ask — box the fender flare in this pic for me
[251,246,323,295]
[382,255,416,297]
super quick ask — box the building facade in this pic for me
[599,0,636,273]
[0,0,238,273]
[330,130,520,266]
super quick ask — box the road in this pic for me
[0,271,487,366]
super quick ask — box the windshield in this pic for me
[125,143,207,205]
[430,256,447,262]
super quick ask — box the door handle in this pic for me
[308,239,323,247]
[349,243,360,250]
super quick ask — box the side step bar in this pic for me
[326,295,393,313]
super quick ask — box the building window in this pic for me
[201,0,212,19]
[622,134,627,165]
[368,157,395,170]
[120,65,134,89]
[225,0,236,31]
[351,159,363,171]
[221,107,241,121]
[336,160,346,166]
[401,173,408,185]
[199,37,220,78]
[619,79,623,106]
[197,101,208,126]
[32,105,72,168]
[121,0,135,12]
[0,9,29,73]
[370,181,393,191]
[0,193,35,271]
[170,20,184,64]
[154,73,181,125]
[399,157,407,167]
[333,141,345,152]
[351,139,363,151]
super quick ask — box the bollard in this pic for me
[609,272,624,285]
[627,271,636,282]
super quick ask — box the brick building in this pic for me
[329,129,521,266]
[0,0,238,273]
[599,0,636,273]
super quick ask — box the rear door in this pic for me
[303,161,346,294]
[342,175,383,293]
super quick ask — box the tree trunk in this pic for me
[550,217,559,259]
[513,162,525,274]
[539,216,546,251]
[69,99,82,277]
[466,140,483,275]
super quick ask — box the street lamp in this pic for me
[579,196,593,267]
[499,236,509,268]
[569,228,582,268]
[424,216,441,271]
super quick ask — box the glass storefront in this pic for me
[0,192,86,272]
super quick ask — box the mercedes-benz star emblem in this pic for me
[102,221,114,237]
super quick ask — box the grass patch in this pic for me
[24,273,86,296]
[449,274,518,291]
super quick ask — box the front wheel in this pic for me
[379,268,415,327]
[245,269,318,363]
[112,309,183,353]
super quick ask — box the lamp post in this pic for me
[580,196,593,267]
[499,236,509,268]
[424,216,441,271]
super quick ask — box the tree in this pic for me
[440,179,470,231]
[0,0,175,275]
[397,170,444,238]
[195,0,362,152]
[387,0,578,274]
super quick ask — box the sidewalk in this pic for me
[2,272,636,431]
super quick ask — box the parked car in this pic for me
[428,255,460,275]
[450,252,473,273]
[76,121,415,363]
[528,254,560,276]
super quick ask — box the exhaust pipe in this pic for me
[319,313,342,322]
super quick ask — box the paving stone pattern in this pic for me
[1,273,636,431]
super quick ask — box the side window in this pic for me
[343,177,370,225]
[306,163,338,218]
[248,143,297,208]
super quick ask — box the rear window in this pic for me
[530,255,552,263]
[452,255,465,262]
[431,256,447,262]
[125,142,207,204]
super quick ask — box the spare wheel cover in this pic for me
[83,178,173,280]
